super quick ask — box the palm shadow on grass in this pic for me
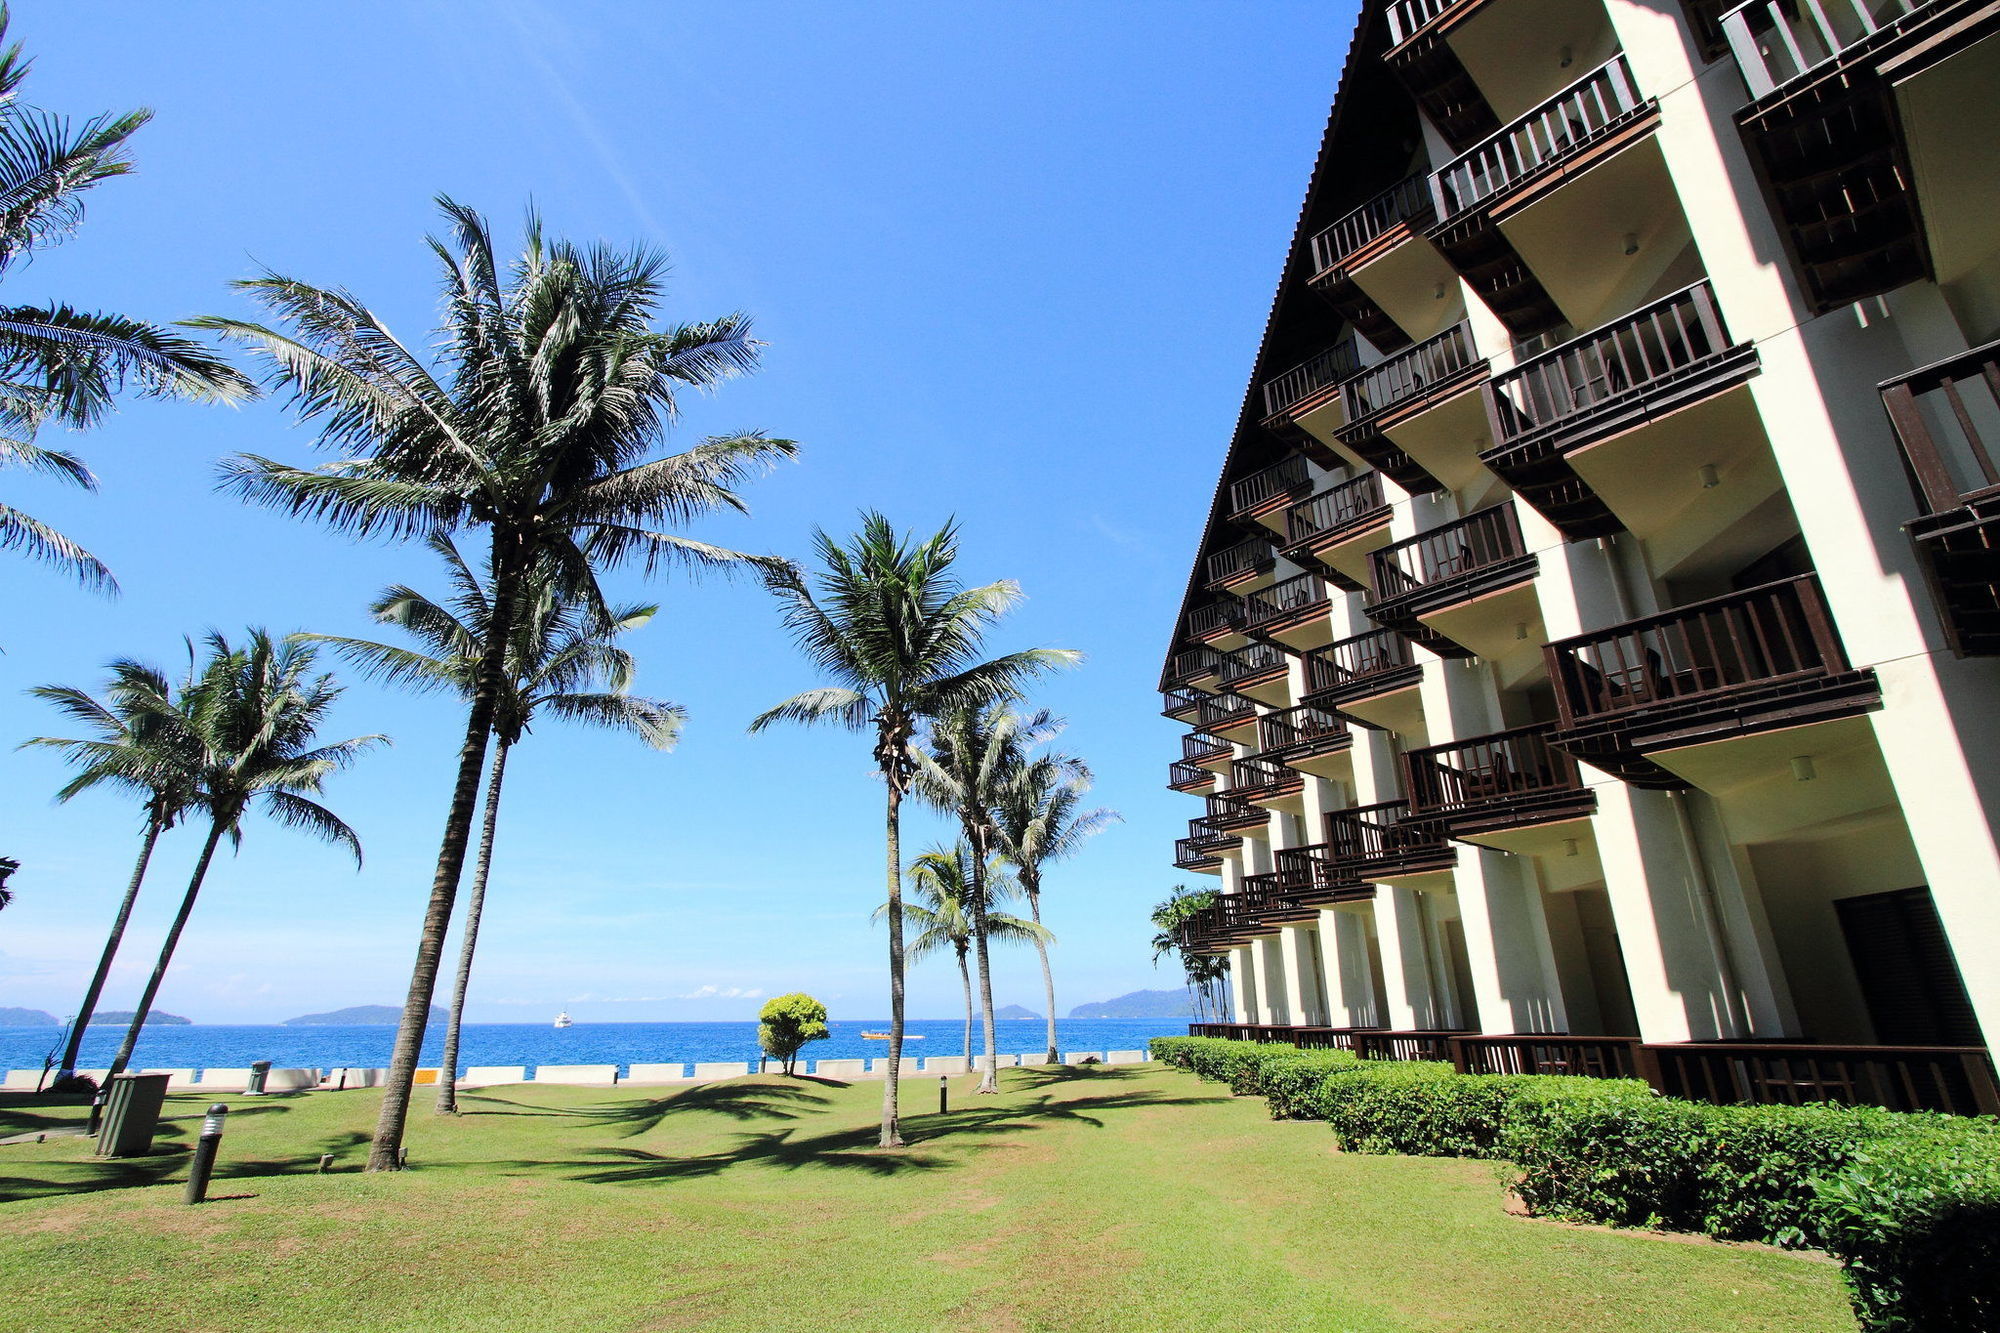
[460,1080,833,1136]
[505,1083,1228,1187]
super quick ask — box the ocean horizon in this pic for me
[0,1017,1189,1077]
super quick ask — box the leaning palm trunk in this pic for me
[434,742,510,1115]
[57,817,164,1079]
[957,945,973,1067]
[881,780,907,1148]
[106,818,227,1081]
[1023,877,1058,1066]
[969,853,1000,1092]
[370,537,522,1171]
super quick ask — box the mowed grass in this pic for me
[0,1065,1854,1333]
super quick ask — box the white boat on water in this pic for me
[553,1010,573,1029]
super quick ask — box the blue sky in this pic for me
[0,2,1350,1024]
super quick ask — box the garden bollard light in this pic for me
[317,1153,334,1174]
[938,1075,948,1116]
[184,1103,228,1205]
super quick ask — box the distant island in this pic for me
[994,1004,1040,1020]
[93,1010,191,1026]
[284,1005,446,1026]
[1068,989,1193,1019]
[0,1007,57,1027]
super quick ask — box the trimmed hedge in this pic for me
[1150,1035,2000,1330]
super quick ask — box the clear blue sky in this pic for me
[0,2,1350,1024]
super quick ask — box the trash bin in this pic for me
[96,1073,170,1158]
[244,1061,271,1096]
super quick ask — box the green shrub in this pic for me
[1146,1036,1335,1096]
[1811,1128,2000,1331]
[1327,1067,1647,1160]
[1252,1051,1369,1118]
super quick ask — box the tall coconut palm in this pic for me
[303,534,681,1114]
[0,7,251,590]
[995,749,1119,1065]
[913,704,1063,1091]
[750,514,1076,1146]
[21,656,202,1080]
[193,200,792,1169]
[104,631,382,1080]
[877,844,1049,1066]
[1151,885,1230,1022]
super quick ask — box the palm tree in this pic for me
[104,631,382,1080]
[193,200,792,1169]
[878,844,1049,1067]
[0,7,251,590]
[750,514,1076,1146]
[994,748,1119,1066]
[1150,886,1230,1022]
[912,704,1063,1091]
[303,534,681,1114]
[21,656,201,1080]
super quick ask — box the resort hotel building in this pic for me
[1162,0,2000,1110]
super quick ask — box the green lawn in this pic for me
[0,1065,1854,1332]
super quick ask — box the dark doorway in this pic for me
[1835,887,1984,1046]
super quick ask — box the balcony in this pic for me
[1281,471,1393,579]
[1167,645,1225,689]
[1721,0,1983,312]
[1366,504,1535,656]
[1403,722,1596,839]
[1482,282,1759,539]
[1384,0,1502,152]
[1274,843,1375,906]
[1183,730,1234,767]
[1258,703,1353,770]
[1879,337,2000,655]
[1546,574,1882,786]
[1217,640,1291,702]
[1241,571,1333,646]
[1168,759,1217,793]
[1260,345,1362,432]
[1303,628,1427,721]
[1206,791,1268,835]
[1228,455,1316,526]
[1161,687,1203,721]
[1229,754,1305,808]
[1191,691,1258,735]
[1310,174,1439,282]
[1205,536,1278,592]
[1325,800,1458,880]
[1174,827,1225,874]
[1187,600,1245,645]
[1430,56,1655,222]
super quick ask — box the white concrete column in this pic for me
[1374,885,1460,1030]
[1228,946,1254,1024]
[1279,924,1324,1026]
[1250,934,1287,1024]
[1316,906,1382,1027]
[1453,848,1569,1034]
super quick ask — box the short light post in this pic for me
[938,1075,948,1116]
[184,1103,228,1204]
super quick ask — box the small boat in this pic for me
[860,1031,922,1040]
[553,1010,573,1029]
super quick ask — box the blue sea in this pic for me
[0,1018,1188,1078]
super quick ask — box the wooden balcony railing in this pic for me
[1242,571,1330,631]
[1879,336,2000,517]
[1386,0,1471,44]
[1206,536,1278,585]
[1174,835,1220,870]
[1341,321,1481,423]
[1188,601,1243,639]
[1431,56,1649,219]
[1648,1042,2000,1116]
[1218,639,1289,685]
[1168,646,1222,684]
[1286,472,1389,546]
[1547,575,1851,728]
[1309,174,1437,275]
[1258,703,1349,756]
[1229,754,1297,798]
[1186,815,1240,854]
[1370,504,1528,602]
[1192,692,1256,731]
[1169,759,1215,790]
[1404,723,1587,817]
[1485,282,1743,455]
[1161,687,1202,719]
[1206,791,1263,829]
[1261,344,1361,420]
[1183,731,1231,763]
[1721,0,1944,98]
[1304,628,1418,697]
[1453,1035,1641,1079]
[1272,843,1360,900]
[1324,800,1454,876]
[1354,1030,1469,1062]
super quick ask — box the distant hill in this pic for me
[1068,989,1193,1019]
[0,1007,57,1027]
[284,1005,446,1026]
[93,1010,192,1026]
[994,1004,1041,1020]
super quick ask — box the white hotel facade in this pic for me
[1162,0,2000,1107]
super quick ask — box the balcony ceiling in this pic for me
[1896,29,2000,338]
[1449,0,1619,121]
[1351,239,1468,347]
[1382,383,1492,493]
[1419,578,1544,663]
[1648,714,1895,842]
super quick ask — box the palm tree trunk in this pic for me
[881,777,906,1148]
[369,529,521,1172]
[434,741,509,1115]
[105,818,226,1081]
[968,840,999,1093]
[1024,874,1058,1067]
[57,816,163,1079]
[957,945,973,1067]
